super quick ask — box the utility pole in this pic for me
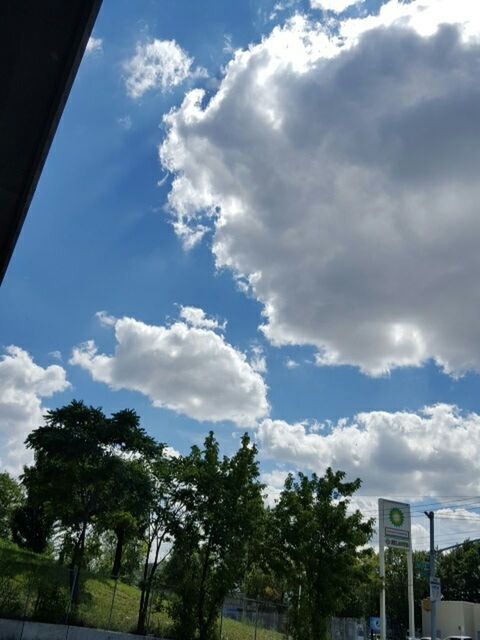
[425,511,436,640]
[379,501,386,640]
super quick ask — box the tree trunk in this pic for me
[137,537,152,635]
[112,528,125,578]
[137,529,164,635]
[70,519,87,605]
[197,536,213,640]
[137,579,153,635]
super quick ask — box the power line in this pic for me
[412,529,480,543]
[358,496,480,517]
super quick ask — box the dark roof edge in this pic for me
[0,1,103,285]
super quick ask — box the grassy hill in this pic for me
[0,540,284,640]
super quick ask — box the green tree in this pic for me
[0,472,22,540]
[136,450,181,635]
[23,401,156,578]
[336,547,380,619]
[243,507,287,603]
[270,468,374,640]
[11,500,53,553]
[438,540,480,602]
[243,564,285,603]
[168,432,264,640]
[382,549,429,640]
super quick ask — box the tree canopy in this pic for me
[269,469,374,640]
[5,399,473,640]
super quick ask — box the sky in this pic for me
[2,0,480,551]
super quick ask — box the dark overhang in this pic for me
[0,0,103,285]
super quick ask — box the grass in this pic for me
[0,541,285,639]
[222,617,284,640]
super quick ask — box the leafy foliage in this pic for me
[167,432,264,640]
[0,472,22,540]
[382,549,429,640]
[269,468,374,640]
[438,540,480,602]
[23,400,157,573]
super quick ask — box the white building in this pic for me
[422,600,480,638]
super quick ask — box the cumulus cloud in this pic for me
[257,405,480,497]
[0,347,69,474]
[179,305,226,331]
[124,39,206,99]
[261,467,480,549]
[70,312,268,426]
[160,1,480,376]
[164,445,181,459]
[261,468,292,506]
[310,0,361,12]
[259,405,480,549]
[85,36,103,55]
[250,345,267,374]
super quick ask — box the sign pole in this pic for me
[425,511,437,640]
[379,499,386,640]
[407,548,415,638]
[379,498,412,640]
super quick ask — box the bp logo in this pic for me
[389,507,404,528]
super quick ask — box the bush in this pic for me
[32,581,69,624]
[0,574,23,618]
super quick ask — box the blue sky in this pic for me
[2,0,480,548]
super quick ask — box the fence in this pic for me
[0,550,166,637]
[331,617,368,640]
[0,547,367,640]
[220,595,288,640]
[0,548,289,639]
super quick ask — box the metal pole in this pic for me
[407,549,415,638]
[107,575,118,629]
[379,500,386,640]
[254,600,259,640]
[425,512,436,640]
[18,577,33,640]
[65,566,78,640]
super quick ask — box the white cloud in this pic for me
[96,310,118,327]
[161,2,480,377]
[223,35,235,55]
[0,347,69,475]
[179,305,226,331]
[285,358,299,369]
[124,39,206,99]
[260,468,480,549]
[410,508,480,551]
[261,468,292,506]
[85,36,103,55]
[342,0,480,44]
[164,445,181,459]
[257,405,480,498]
[70,312,269,426]
[310,0,361,13]
[117,115,132,131]
[250,345,267,374]
[48,350,62,361]
[270,0,301,21]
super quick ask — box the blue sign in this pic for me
[369,617,380,633]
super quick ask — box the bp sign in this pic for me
[379,499,411,551]
[378,499,414,640]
